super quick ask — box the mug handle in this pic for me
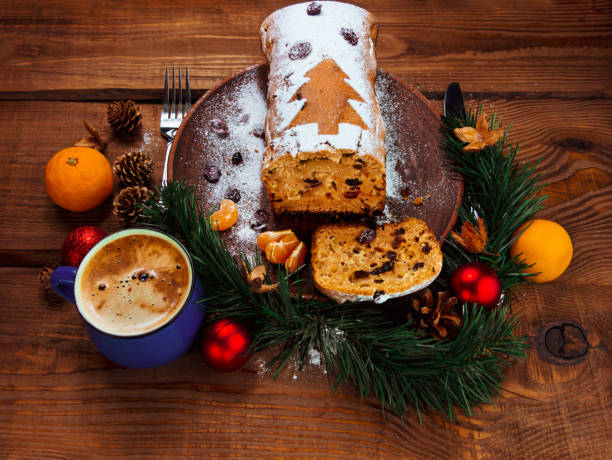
[50,266,78,304]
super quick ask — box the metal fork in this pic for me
[161,67,191,185]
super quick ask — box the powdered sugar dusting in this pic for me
[260,1,384,163]
[171,66,459,261]
[173,70,270,255]
[374,74,457,228]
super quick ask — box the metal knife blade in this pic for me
[443,82,466,120]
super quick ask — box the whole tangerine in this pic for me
[45,147,113,212]
[510,219,573,283]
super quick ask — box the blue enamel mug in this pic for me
[50,228,205,368]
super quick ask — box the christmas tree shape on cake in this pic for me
[288,58,368,135]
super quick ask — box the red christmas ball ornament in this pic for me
[450,262,502,309]
[62,225,107,267]
[201,318,252,372]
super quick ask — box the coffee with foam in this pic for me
[76,230,192,336]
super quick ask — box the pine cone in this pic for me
[107,100,142,137]
[40,262,63,304]
[112,186,153,228]
[113,151,153,187]
[408,289,461,340]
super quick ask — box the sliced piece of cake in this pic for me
[311,218,442,304]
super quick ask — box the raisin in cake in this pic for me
[311,218,443,304]
[260,1,386,215]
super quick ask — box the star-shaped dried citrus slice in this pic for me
[454,114,505,152]
[451,217,487,253]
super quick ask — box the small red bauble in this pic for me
[201,318,252,372]
[62,225,107,267]
[450,262,502,309]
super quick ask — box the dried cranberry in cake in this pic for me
[231,151,243,166]
[288,41,312,60]
[208,118,229,137]
[345,178,362,186]
[357,228,376,245]
[306,2,322,15]
[203,165,221,183]
[250,209,269,231]
[391,234,405,249]
[251,128,265,139]
[370,261,394,275]
[422,243,432,254]
[225,188,241,203]
[341,27,358,45]
[304,177,321,187]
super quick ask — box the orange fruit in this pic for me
[510,219,573,283]
[285,241,307,273]
[257,229,306,270]
[210,199,238,231]
[257,229,296,252]
[45,147,113,212]
[265,235,300,264]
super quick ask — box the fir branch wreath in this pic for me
[141,106,544,421]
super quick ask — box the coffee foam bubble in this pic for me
[76,230,192,336]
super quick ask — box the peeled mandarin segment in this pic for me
[285,241,306,273]
[266,238,300,264]
[257,230,296,252]
[210,199,238,231]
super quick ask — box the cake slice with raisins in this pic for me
[311,218,442,304]
[259,2,386,215]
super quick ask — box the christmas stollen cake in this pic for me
[260,1,386,215]
[311,218,443,304]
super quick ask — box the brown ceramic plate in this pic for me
[168,64,462,260]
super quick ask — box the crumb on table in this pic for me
[413,193,431,206]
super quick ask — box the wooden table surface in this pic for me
[1,0,610,458]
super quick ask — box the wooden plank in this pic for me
[1,1,610,457]
[0,0,610,98]
[0,267,609,458]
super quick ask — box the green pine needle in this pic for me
[441,105,548,291]
[141,154,529,421]
[138,106,536,421]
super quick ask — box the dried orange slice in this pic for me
[257,229,296,252]
[285,241,307,273]
[210,199,238,231]
[265,235,300,264]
